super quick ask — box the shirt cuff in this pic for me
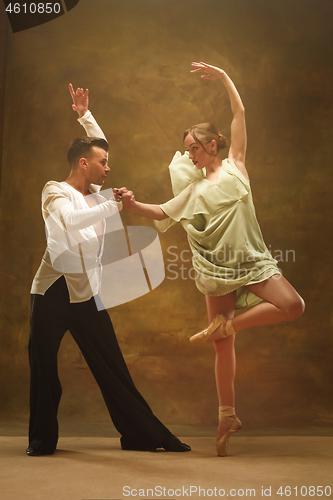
[77,110,91,123]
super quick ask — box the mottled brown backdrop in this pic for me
[0,0,332,436]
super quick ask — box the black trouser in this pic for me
[28,276,171,452]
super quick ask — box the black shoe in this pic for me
[26,446,55,456]
[120,437,156,452]
[160,435,191,452]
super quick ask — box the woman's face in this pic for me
[184,134,214,170]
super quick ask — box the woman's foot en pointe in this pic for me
[189,314,237,344]
[216,406,242,457]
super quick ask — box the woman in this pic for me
[121,61,305,456]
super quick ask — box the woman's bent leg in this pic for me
[231,274,305,333]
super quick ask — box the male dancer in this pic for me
[26,85,190,456]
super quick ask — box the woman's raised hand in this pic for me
[190,62,225,80]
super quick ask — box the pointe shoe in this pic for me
[189,313,226,344]
[189,314,237,344]
[216,406,242,457]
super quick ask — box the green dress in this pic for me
[155,152,281,312]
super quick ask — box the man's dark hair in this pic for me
[67,137,109,166]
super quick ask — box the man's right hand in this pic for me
[69,83,89,118]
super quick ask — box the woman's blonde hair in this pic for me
[183,123,227,155]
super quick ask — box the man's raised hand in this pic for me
[69,83,89,118]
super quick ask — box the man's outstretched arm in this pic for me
[69,83,107,141]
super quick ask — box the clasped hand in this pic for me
[112,187,135,210]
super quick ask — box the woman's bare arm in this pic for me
[129,201,168,221]
[191,62,248,177]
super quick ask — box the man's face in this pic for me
[85,146,110,185]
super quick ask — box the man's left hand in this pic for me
[69,83,89,117]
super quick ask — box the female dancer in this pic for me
[121,61,305,456]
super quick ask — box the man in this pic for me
[26,85,190,456]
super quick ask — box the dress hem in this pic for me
[195,269,282,298]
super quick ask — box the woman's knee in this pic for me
[284,295,305,321]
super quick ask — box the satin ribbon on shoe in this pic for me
[189,313,240,344]
[217,406,242,457]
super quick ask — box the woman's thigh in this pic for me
[245,274,305,313]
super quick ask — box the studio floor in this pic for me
[1,431,332,500]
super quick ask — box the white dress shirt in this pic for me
[31,111,121,303]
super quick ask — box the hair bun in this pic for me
[184,123,227,153]
[218,133,228,150]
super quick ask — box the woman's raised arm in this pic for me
[191,62,247,173]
